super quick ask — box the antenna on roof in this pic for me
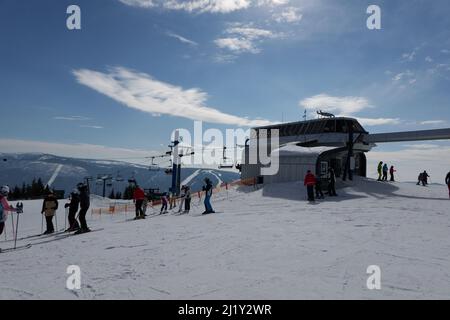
[317,110,335,118]
[303,110,307,121]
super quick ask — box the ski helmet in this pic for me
[0,185,10,196]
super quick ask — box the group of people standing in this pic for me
[304,168,338,202]
[133,177,214,218]
[42,183,91,235]
[377,161,396,182]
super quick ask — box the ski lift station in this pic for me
[240,116,450,184]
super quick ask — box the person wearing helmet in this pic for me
[64,188,80,232]
[0,185,19,236]
[41,190,59,234]
[75,183,91,234]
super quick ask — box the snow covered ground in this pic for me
[1,178,449,300]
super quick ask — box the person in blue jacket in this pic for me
[202,178,215,214]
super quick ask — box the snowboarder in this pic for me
[64,188,80,232]
[133,185,146,220]
[304,170,316,202]
[160,193,168,214]
[0,185,19,236]
[382,163,389,181]
[41,191,58,234]
[327,168,338,196]
[315,175,324,199]
[202,178,215,214]
[184,186,191,213]
[389,166,396,182]
[377,161,383,181]
[446,171,450,198]
[75,183,90,234]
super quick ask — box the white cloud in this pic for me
[214,25,280,55]
[441,49,450,54]
[119,0,156,8]
[299,94,400,126]
[166,32,198,46]
[0,139,155,165]
[353,117,400,126]
[80,125,104,129]
[299,94,371,114]
[119,0,289,13]
[420,120,446,125]
[73,66,271,127]
[214,37,259,53]
[273,7,302,23]
[53,116,91,121]
[425,56,433,63]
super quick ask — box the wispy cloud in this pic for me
[80,125,104,129]
[166,31,198,46]
[214,24,281,57]
[299,94,400,126]
[272,7,302,23]
[73,66,271,127]
[119,0,288,13]
[420,120,446,125]
[300,94,371,114]
[53,116,91,121]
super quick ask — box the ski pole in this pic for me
[41,213,44,234]
[11,210,15,240]
[54,210,58,231]
[64,207,68,230]
[14,203,23,250]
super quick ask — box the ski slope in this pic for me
[1,178,449,299]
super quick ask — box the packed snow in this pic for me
[1,178,449,299]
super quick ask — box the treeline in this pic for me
[8,178,137,200]
[8,178,52,200]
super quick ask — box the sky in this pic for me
[0,0,450,181]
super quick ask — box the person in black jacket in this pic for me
[327,168,338,196]
[65,189,80,232]
[202,178,214,214]
[75,183,90,234]
[445,171,450,199]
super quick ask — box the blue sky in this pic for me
[0,0,449,179]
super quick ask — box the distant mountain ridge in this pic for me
[0,153,240,197]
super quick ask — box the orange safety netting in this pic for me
[90,177,258,215]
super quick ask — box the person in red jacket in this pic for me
[133,185,146,220]
[304,170,317,202]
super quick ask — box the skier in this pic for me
[133,184,146,220]
[0,185,19,237]
[417,172,423,185]
[382,163,389,181]
[184,185,191,213]
[41,191,59,234]
[446,171,450,198]
[177,185,187,213]
[64,189,80,232]
[377,161,383,181]
[168,190,176,210]
[421,170,430,186]
[160,193,168,214]
[389,166,396,182]
[304,170,316,202]
[327,168,338,196]
[142,193,149,216]
[202,177,215,214]
[75,183,90,234]
[315,175,324,199]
